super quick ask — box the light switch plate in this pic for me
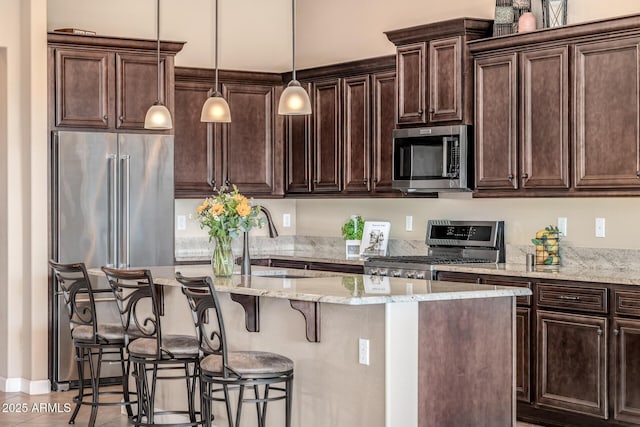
[405,216,413,232]
[595,217,605,238]
[176,215,187,231]
[282,213,291,228]
[557,217,567,237]
[358,338,370,365]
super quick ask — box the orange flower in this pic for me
[196,200,209,214]
[209,204,224,216]
[236,202,251,217]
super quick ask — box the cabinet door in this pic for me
[396,43,426,124]
[520,47,570,189]
[429,37,462,123]
[516,307,531,402]
[574,38,640,188]
[222,84,274,195]
[285,82,312,194]
[536,310,608,418]
[116,53,171,130]
[613,318,640,424]
[342,75,370,192]
[174,82,217,198]
[474,53,518,190]
[371,71,396,193]
[312,78,341,192]
[54,49,113,129]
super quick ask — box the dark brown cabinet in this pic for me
[536,310,608,419]
[613,317,640,424]
[474,46,570,193]
[49,33,182,132]
[396,43,426,124]
[284,57,397,197]
[173,68,283,198]
[222,83,279,195]
[470,14,640,197]
[574,37,640,189]
[312,78,342,193]
[386,18,492,127]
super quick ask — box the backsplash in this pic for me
[177,235,640,271]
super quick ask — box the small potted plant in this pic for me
[341,215,364,258]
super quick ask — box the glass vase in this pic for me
[211,235,234,277]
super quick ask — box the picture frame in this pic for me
[360,221,391,257]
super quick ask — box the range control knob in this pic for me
[378,269,389,276]
[416,273,426,279]
[406,271,416,279]
[369,269,379,276]
[391,271,402,278]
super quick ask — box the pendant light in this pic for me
[278,0,311,115]
[201,0,231,122]
[144,0,173,129]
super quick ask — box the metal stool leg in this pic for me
[285,377,293,427]
[120,350,134,417]
[69,346,84,425]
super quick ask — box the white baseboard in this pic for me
[0,376,51,394]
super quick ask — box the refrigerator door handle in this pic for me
[121,155,131,268]
[107,154,117,267]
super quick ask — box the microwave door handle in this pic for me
[442,137,448,177]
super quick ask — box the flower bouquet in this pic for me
[196,185,263,276]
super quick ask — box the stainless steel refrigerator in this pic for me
[49,130,174,390]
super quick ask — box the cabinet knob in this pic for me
[103,115,109,121]
[614,329,620,336]
[521,173,529,179]
[597,329,603,336]
[224,179,230,186]
[208,179,216,187]
[363,178,368,184]
[119,115,124,122]
[636,171,640,178]
[417,109,423,114]
[313,179,318,184]
[508,174,514,180]
[429,108,435,114]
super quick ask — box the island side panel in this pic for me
[418,296,515,427]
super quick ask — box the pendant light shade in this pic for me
[144,0,172,130]
[201,0,231,123]
[278,0,311,115]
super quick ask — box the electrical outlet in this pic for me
[595,218,606,238]
[405,216,413,232]
[282,213,291,228]
[176,215,187,231]
[557,217,567,237]
[358,338,370,365]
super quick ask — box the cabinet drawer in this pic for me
[614,290,640,317]
[482,275,532,307]
[537,283,608,314]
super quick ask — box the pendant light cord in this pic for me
[156,0,161,103]
[214,0,219,93]
[291,0,296,81]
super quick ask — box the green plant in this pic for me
[341,215,364,240]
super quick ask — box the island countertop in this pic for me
[89,264,531,305]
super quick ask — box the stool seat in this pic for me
[128,335,199,359]
[72,323,125,342]
[201,351,293,377]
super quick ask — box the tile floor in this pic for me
[0,387,542,426]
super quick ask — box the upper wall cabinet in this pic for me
[284,56,399,197]
[470,14,640,197]
[385,18,492,127]
[48,32,184,132]
[173,68,284,198]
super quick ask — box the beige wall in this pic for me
[0,0,49,391]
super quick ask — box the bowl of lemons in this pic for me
[531,225,560,266]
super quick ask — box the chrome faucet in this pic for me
[241,206,279,275]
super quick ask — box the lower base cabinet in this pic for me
[613,318,640,424]
[516,307,531,402]
[536,310,608,419]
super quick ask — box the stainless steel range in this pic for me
[364,220,505,279]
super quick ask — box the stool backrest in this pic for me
[49,260,99,342]
[101,267,163,355]
[176,272,232,376]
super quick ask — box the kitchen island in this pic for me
[89,265,531,427]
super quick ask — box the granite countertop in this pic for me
[435,263,640,286]
[174,251,365,266]
[88,264,530,305]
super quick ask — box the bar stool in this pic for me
[176,272,294,427]
[48,260,134,427]
[101,267,202,427]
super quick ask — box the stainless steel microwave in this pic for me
[392,125,473,193]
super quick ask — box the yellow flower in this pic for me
[196,200,209,214]
[236,202,251,217]
[209,204,224,216]
[233,193,247,204]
